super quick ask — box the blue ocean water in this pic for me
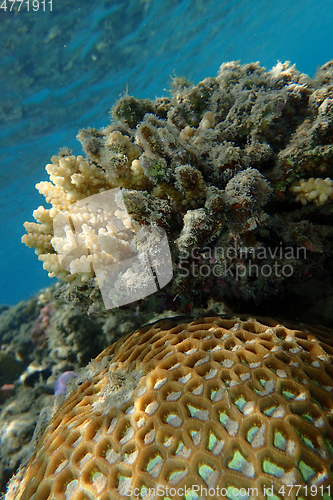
[1,0,333,305]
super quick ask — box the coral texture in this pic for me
[8,316,333,500]
[0,285,210,496]
[289,177,333,205]
[30,302,55,349]
[22,61,333,316]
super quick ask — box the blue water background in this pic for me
[1,0,333,305]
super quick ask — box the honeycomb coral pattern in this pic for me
[13,316,333,500]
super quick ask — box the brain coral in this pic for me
[9,316,333,499]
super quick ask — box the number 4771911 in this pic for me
[0,0,52,11]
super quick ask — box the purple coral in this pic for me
[54,371,77,396]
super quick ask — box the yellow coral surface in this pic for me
[10,316,333,500]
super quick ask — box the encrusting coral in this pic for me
[21,60,333,318]
[6,316,333,499]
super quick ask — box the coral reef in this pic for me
[0,285,192,494]
[21,61,333,322]
[0,287,104,494]
[6,315,333,499]
[5,58,333,498]
[30,302,55,349]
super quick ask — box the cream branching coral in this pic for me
[289,177,333,205]
[24,170,173,307]
[50,189,137,285]
[22,153,114,282]
[21,135,146,285]
[8,316,333,499]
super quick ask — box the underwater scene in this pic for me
[1,0,333,498]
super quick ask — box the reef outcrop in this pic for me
[22,61,333,323]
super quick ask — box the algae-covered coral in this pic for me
[22,61,333,322]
